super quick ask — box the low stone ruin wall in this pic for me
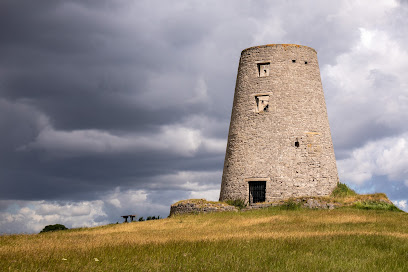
[242,197,338,211]
[170,194,395,216]
[169,199,238,216]
[170,198,336,216]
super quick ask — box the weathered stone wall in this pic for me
[169,199,238,216]
[241,198,338,211]
[219,44,339,203]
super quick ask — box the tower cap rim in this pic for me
[242,44,316,54]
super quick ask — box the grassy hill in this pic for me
[1,199,407,271]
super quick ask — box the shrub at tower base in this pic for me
[1,191,407,271]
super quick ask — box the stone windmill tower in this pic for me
[219,44,339,204]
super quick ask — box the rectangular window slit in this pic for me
[257,62,270,77]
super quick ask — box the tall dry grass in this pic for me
[1,207,407,271]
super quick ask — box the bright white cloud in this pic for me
[337,133,408,185]
[20,122,226,157]
[393,199,407,210]
[150,170,222,189]
[328,0,398,27]
[189,189,220,201]
[104,188,148,207]
[325,28,408,101]
[0,200,107,234]
[156,171,221,201]
[323,27,408,150]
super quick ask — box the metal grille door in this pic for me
[249,181,266,204]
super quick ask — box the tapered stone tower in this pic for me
[219,44,339,204]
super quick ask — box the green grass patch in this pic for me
[331,182,357,198]
[354,200,402,211]
[278,198,302,210]
[3,234,408,271]
[225,198,247,210]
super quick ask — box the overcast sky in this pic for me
[1,0,408,234]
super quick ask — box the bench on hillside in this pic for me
[121,214,137,223]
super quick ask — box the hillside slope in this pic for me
[1,205,407,271]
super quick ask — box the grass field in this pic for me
[1,206,407,271]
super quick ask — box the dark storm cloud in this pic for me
[0,0,233,203]
[0,100,41,151]
[0,0,220,131]
[0,147,224,201]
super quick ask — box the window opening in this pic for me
[295,138,299,148]
[255,95,269,113]
[257,62,270,77]
[292,60,296,63]
[305,61,308,64]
